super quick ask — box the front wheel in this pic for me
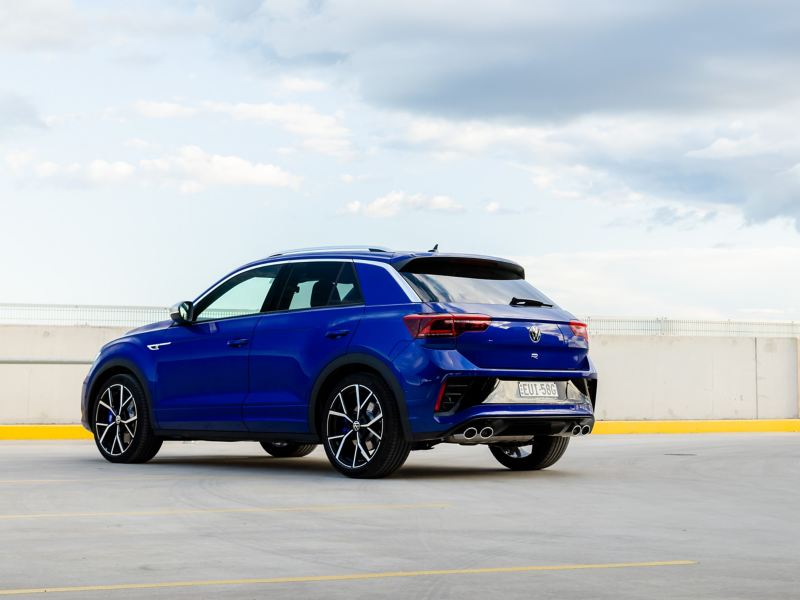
[322,373,410,478]
[260,441,316,458]
[489,436,570,471]
[92,374,162,464]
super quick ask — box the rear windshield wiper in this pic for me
[510,297,553,308]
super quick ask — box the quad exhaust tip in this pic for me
[570,424,593,436]
[463,427,478,440]
[479,427,494,439]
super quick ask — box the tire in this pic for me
[260,441,316,458]
[489,436,570,471]
[321,373,411,479]
[92,373,162,464]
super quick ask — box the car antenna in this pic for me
[428,243,439,253]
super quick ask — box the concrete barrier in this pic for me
[0,325,125,423]
[590,336,799,420]
[1,325,798,424]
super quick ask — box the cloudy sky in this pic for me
[2,0,800,319]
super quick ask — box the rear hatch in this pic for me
[397,255,589,372]
[441,302,587,371]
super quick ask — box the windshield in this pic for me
[400,259,555,306]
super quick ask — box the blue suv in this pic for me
[82,247,597,478]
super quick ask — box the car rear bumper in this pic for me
[411,408,595,442]
[395,344,597,438]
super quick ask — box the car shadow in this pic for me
[110,453,578,481]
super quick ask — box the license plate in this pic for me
[518,381,559,399]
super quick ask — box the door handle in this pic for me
[227,338,249,348]
[325,329,351,339]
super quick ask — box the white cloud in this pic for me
[18,158,135,186]
[134,101,198,119]
[340,173,369,184]
[279,76,328,93]
[139,146,300,192]
[86,160,135,184]
[483,201,523,214]
[0,1,85,51]
[134,100,353,157]
[124,138,152,149]
[344,191,463,218]
[7,146,299,192]
[206,101,351,157]
[4,150,34,171]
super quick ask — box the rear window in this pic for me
[399,257,554,306]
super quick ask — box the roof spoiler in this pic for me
[394,255,525,280]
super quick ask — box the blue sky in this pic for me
[2,0,800,319]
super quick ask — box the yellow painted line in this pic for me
[0,502,449,521]
[593,419,800,434]
[0,425,92,440]
[3,419,798,440]
[0,560,696,596]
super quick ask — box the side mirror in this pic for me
[169,301,194,325]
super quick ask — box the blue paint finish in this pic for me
[246,305,364,432]
[81,249,598,441]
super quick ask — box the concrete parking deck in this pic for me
[0,434,797,598]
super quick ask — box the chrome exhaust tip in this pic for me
[571,425,582,436]
[479,427,494,439]
[463,427,478,440]
[581,425,591,435]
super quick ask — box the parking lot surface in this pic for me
[0,434,797,598]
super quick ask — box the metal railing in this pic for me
[0,303,798,338]
[584,316,800,338]
[0,303,169,328]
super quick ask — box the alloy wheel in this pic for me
[95,383,138,456]
[326,384,384,469]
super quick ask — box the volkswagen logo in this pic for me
[528,325,542,343]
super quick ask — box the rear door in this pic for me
[398,257,589,371]
[245,260,364,433]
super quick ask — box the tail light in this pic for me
[403,313,491,338]
[570,320,589,341]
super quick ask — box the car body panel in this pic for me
[246,305,364,432]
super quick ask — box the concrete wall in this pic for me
[590,336,799,420]
[0,325,126,423]
[0,326,798,423]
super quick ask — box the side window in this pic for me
[331,262,363,305]
[194,265,281,322]
[277,261,363,311]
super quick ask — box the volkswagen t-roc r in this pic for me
[82,247,597,478]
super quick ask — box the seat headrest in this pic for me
[310,280,340,307]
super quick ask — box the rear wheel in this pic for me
[260,441,316,458]
[489,436,569,471]
[322,373,410,478]
[92,374,162,464]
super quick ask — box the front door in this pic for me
[153,264,283,431]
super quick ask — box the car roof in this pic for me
[239,247,523,271]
